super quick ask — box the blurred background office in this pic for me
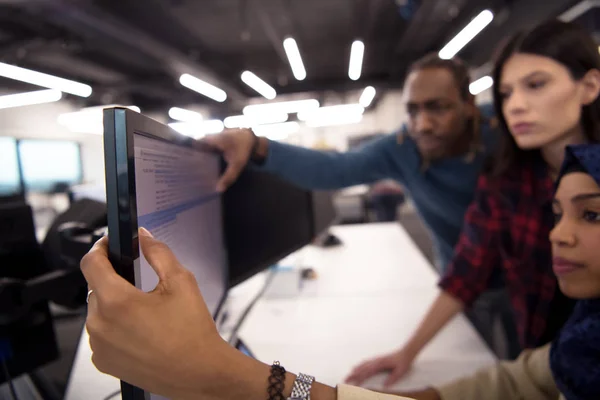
[1,0,599,399]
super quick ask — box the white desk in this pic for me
[65,223,496,399]
[237,224,495,391]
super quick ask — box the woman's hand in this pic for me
[82,229,249,400]
[345,348,416,388]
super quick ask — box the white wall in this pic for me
[0,85,493,189]
[0,91,405,185]
[0,100,106,185]
[0,101,177,188]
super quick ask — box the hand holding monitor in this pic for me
[103,108,228,399]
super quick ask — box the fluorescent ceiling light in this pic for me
[243,99,319,116]
[439,10,494,59]
[179,73,227,102]
[168,120,224,139]
[305,112,363,128]
[253,122,299,141]
[299,104,365,128]
[168,107,203,122]
[348,40,365,81]
[298,104,364,121]
[241,71,277,100]
[359,86,376,107]
[224,113,288,129]
[306,112,363,128]
[58,105,140,134]
[469,76,493,95]
[0,62,92,97]
[0,89,62,110]
[283,38,307,80]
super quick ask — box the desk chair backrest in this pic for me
[42,198,106,272]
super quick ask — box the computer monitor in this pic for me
[103,108,228,400]
[222,167,314,287]
[310,190,336,237]
[17,139,82,192]
[0,137,23,197]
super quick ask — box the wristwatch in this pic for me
[287,373,315,400]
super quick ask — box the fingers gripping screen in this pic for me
[133,133,226,318]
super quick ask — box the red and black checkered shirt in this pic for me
[439,156,575,348]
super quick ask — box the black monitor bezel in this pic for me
[103,107,229,400]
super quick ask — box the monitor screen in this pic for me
[18,140,82,191]
[104,108,229,400]
[0,137,21,196]
[132,133,227,317]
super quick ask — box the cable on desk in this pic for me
[1,358,19,400]
[102,389,121,400]
[227,268,277,345]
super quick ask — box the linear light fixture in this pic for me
[348,40,365,81]
[469,76,493,95]
[179,73,227,102]
[306,112,363,128]
[168,107,203,122]
[439,10,494,60]
[0,62,92,97]
[283,38,307,80]
[299,104,364,128]
[243,99,319,116]
[241,71,277,100]
[168,120,224,139]
[253,121,299,141]
[359,86,376,107]
[298,104,364,121]
[0,89,62,110]
[224,113,288,129]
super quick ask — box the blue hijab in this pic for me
[550,144,600,400]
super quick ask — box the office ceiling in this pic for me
[0,0,589,115]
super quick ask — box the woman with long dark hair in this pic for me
[347,19,600,388]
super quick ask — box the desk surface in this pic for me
[65,223,495,399]
[237,224,495,391]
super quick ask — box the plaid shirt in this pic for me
[439,156,575,348]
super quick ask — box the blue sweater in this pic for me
[261,108,497,271]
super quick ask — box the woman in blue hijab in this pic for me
[548,144,600,400]
[389,144,600,400]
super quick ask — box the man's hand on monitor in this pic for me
[80,229,259,400]
[202,128,268,192]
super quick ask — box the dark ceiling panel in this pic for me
[27,52,128,84]
[460,0,582,65]
[168,0,273,52]
[0,0,592,111]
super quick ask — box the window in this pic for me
[0,137,21,196]
[18,140,82,191]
